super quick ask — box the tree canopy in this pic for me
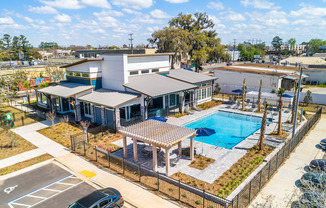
[237,41,266,61]
[148,12,229,71]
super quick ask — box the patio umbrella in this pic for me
[283,94,294,98]
[147,117,168,122]
[195,128,216,156]
[232,89,243,94]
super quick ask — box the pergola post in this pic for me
[178,141,182,156]
[152,145,157,172]
[123,136,127,158]
[165,148,170,176]
[190,135,195,161]
[133,138,138,162]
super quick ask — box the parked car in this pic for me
[309,159,326,172]
[226,62,232,66]
[300,172,326,188]
[299,191,326,207]
[68,188,124,208]
[320,138,326,150]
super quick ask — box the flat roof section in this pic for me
[212,66,290,77]
[167,69,216,84]
[124,74,197,97]
[60,58,103,68]
[78,88,139,109]
[37,82,94,98]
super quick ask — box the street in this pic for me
[0,163,96,208]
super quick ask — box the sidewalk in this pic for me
[12,120,181,208]
[0,148,46,169]
[249,115,326,208]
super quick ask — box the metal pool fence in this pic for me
[70,107,322,208]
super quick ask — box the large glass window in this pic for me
[84,102,91,116]
[55,96,60,110]
[74,72,81,77]
[130,71,139,75]
[169,94,176,107]
[67,72,73,76]
[39,93,47,104]
[141,69,149,74]
[152,68,159,73]
[202,88,207,99]
[82,73,89,77]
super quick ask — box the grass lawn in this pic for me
[0,106,44,127]
[39,122,122,153]
[171,145,274,198]
[197,100,223,110]
[0,154,53,176]
[0,130,37,160]
[171,112,187,118]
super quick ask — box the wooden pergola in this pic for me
[119,120,197,175]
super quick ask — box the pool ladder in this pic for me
[216,139,227,149]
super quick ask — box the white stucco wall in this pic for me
[65,61,102,73]
[126,55,170,72]
[303,70,326,84]
[100,55,127,91]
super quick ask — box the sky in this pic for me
[0,0,326,48]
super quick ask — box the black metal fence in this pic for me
[70,108,322,208]
[70,135,232,208]
[231,107,322,208]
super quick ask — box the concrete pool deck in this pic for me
[113,104,300,184]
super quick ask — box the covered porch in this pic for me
[119,119,197,175]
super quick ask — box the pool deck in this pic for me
[113,103,300,184]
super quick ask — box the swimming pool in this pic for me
[185,111,262,149]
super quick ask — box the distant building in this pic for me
[38,51,53,60]
[75,48,157,58]
[225,49,240,61]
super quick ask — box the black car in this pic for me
[309,159,326,172]
[68,188,124,208]
[320,138,326,150]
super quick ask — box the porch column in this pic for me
[153,145,157,172]
[165,148,170,176]
[114,108,121,130]
[179,92,185,113]
[51,97,57,113]
[133,138,138,162]
[192,90,197,108]
[123,136,127,158]
[75,100,81,122]
[90,103,95,123]
[101,106,106,126]
[178,141,182,157]
[190,135,195,161]
[140,94,145,121]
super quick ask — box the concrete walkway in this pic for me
[0,148,46,169]
[249,115,326,208]
[11,120,181,208]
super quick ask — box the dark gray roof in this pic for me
[78,88,139,108]
[167,69,216,84]
[37,82,94,98]
[124,74,196,97]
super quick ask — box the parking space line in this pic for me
[7,175,83,208]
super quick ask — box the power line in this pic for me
[129,33,134,54]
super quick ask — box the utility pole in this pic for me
[233,39,236,63]
[292,64,303,138]
[129,33,134,54]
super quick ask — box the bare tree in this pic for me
[258,103,269,150]
[60,115,69,123]
[257,79,262,112]
[79,120,90,143]
[46,110,56,126]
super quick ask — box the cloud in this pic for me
[207,1,224,10]
[290,4,326,18]
[150,9,170,19]
[89,28,106,33]
[15,13,34,23]
[131,14,163,24]
[28,5,58,14]
[240,0,279,10]
[165,0,188,3]
[93,10,124,17]
[247,10,289,27]
[40,0,84,9]
[111,0,153,10]
[54,13,72,22]
[122,8,142,15]
[81,0,111,8]
[0,16,15,24]
[221,11,246,22]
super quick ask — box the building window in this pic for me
[84,102,91,116]
[67,72,73,76]
[130,71,139,75]
[39,93,47,104]
[55,96,60,110]
[202,88,207,99]
[74,72,81,77]
[169,94,176,107]
[82,73,89,77]
[152,68,159,73]
[141,70,149,74]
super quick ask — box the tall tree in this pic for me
[257,80,262,112]
[242,78,246,110]
[277,88,285,135]
[23,81,31,105]
[291,86,298,124]
[288,38,296,51]
[307,39,326,55]
[258,103,269,150]
[271,36,283,57]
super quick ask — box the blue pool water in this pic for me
[185,111,262,149]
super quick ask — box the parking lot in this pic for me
[1,162,96,208]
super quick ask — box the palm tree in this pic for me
[23,80,31,105]
[291,86,298,124]
[242,78,246,110]
[257,79,262,112]
[277,88,285,135]
[259,103,269,150]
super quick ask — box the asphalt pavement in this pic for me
[0,163,95,208]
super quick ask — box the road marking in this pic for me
[7,175,83,208]
[4,185,18,194]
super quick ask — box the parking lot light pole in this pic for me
[292,64,303,138]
